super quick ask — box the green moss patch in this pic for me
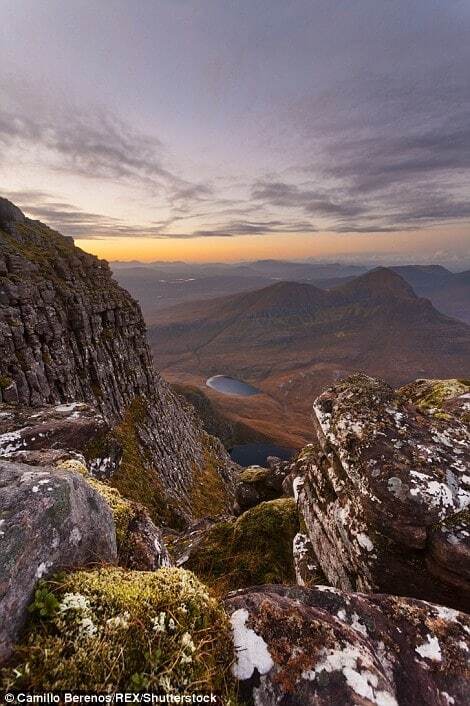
[0,375,12,389]
[2,567,236,696]
[239,466,270,484]
[109,398,183,529]
[189,434,232,519]
[400,379,470,415]
[187,498,299,594]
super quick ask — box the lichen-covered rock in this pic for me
[0,459,117,662]
[293,532,323,587]
[295,374,470,610]
[0,402,121,474]
[1,566,235,696]
[184,498,300,593]
[0,197,235,524]
[226,585,470,705]
[234,462,291,514]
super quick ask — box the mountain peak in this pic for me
[337,266,417,301]
[244,280,328,313]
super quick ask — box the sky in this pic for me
[1,0,469,265]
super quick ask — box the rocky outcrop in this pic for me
[0,459,117,661]
[0,400,172,570]
[234,458,291,514]
[0,197,235,523]
[0,402,120,474]
[295,374,470,611]
[227,584,470,705]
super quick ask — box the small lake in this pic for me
[230,443,295,467]
[206,375,260,397]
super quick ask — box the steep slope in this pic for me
[390,265,470,324]
[0,197,234,524]
[148,268,470,442]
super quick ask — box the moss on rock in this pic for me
[109,398,184,529]
[1,567,236,696]
[187,498,300,594]
[399,378,470,416]
[57,459,164,565]
[189,437,233,519]
[238,466,270,484]
[0,375,12,390]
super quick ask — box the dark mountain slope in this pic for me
[0,196,234,524]
[389,265,470,324]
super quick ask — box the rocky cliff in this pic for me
[293,375,470,611]
[0,197,234,524]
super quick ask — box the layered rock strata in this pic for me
[0,197,235,523]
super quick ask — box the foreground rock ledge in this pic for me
[226,584,470,706]
[0,459,117,662]
[296,375,470,611]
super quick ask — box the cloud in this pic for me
[282,63,470,232]
[3,190,316,239]
[251,181,365,218]
[0,83,211,212]
[2,2,470,243]
[192,220,317,237]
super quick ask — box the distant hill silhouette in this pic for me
[148,268,470,444]
[113,260,470,326]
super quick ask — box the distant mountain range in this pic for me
[147,267,470,445]
[113,260,470,325]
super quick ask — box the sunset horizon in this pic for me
[2,0,469,268]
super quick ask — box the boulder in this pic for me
[226,584,470,705]
[0,459,117,662]
[234,462,291,514]
[295,375,470,611]
[65,465,172,571]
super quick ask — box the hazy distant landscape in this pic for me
[111,259,470,447]
[113,259,470,325]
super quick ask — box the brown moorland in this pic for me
[148,268,470,447]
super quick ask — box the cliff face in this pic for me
[0,197,158,414]
[0,197,234,523]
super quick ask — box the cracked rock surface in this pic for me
[295,374,470,610]
[226,584,470,705]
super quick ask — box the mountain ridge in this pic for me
[149,267,470,445]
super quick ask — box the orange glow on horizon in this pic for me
[74,226,470,263]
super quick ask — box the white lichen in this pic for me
[415,634,442,662]
[230,608,274,680]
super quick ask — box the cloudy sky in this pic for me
[1,0,469,264]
